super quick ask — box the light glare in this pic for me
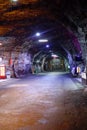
[46,44,49,48]
[51,54,58,58]
[0,43,2,46]
[36,32,40,36]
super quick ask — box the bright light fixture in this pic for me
[36,32,40,36]
[46,44,50,48]
[38,39,48,42]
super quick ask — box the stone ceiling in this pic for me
[0,0,87,57]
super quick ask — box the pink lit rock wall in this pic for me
[0,51,32,77]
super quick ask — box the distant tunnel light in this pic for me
[46,44,50,48]
[38,39,48,42]
[51,54,58,58]
[68,65,70,69]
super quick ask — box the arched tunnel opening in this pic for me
[32,50,68,73]
[0,22,84,78]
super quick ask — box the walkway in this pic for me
[0,72,87,130]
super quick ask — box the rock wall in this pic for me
[0,51,32,78]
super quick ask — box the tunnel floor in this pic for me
[0,72,87,130]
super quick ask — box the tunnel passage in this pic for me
[0,20,83,77]
[32,50,68,73]
[0,0,86,78]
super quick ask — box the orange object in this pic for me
[0,65,6,79]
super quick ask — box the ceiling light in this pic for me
[36,32,40,36]
[38,39,48,42]
[11,0,18,2]
[46,44,50,48]
[51,54,58,58]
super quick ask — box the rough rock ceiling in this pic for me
[0,0,86,56]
